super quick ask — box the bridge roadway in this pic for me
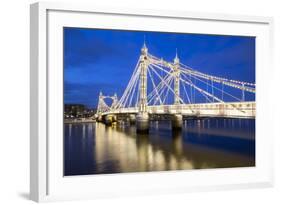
[102,101,255,119]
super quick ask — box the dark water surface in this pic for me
[64,118,255,176]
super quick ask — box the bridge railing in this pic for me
[100,101,255,118]
[147,101,255,118]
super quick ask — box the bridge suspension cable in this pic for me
[97,46,255,116]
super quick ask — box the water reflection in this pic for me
[64,118,255,176]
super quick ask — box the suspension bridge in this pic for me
[95,43,255,133]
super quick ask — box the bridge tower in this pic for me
[174,50,180,105]
[172,50,183,130]
[136,42,150,133]
[97,91,103,115]
[96,92,104,122]
[111,93,118,109]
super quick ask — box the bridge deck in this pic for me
[102,101,255,118]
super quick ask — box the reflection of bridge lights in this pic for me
[184,120,187,128]
[147,145,154,169]
[82,124,86,139]
[118,121,126,131]
[68,124,72,137]
[202,119,205,128]
[154,150,165,170]
[196,120,202,135]
[65,117,255,175]
[155,121,159,129]
[173,134,183,156]
[169,155,178,170]
[181,159,194,170]
[88,123,92,134]
[111,122,117,128]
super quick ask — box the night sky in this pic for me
[64,27,255,108]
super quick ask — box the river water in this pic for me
[64,118,255,176]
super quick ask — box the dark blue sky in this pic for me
[64,27,255,108]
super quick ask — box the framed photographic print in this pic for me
[30,2,274,202]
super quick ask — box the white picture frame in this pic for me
[30,2,274,202]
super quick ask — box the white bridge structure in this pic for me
[96,43,255,133]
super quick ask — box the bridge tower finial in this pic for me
[174,48,180,64]
[141,35,148,55]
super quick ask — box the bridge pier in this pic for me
[171,114,183,130]
[104,115,112,125]
[112,115,117,122]
[129,114,136,124]
[96,115,103,122]
[104,115,117,126]
[136,112,149,134]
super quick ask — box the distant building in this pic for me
[64,104,96,118]
[64,104,86,118]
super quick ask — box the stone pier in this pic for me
[171,114,183,130]
[96,115,103,122]
[136,112,149,134]
[129,114,136,124]
[104,115,117,126]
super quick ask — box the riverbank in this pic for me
[64,118,96,124]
